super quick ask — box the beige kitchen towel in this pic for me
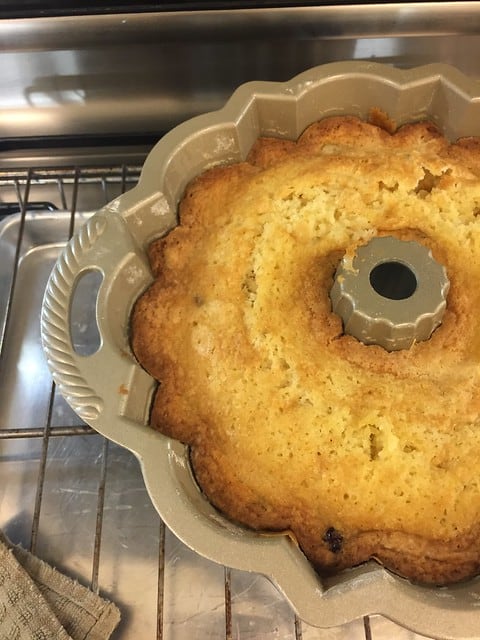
[0,532,120,640]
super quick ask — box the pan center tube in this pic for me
[329,236,450,351]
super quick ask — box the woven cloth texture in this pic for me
[0,532,120,640]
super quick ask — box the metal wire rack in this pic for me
[0,165,423,640]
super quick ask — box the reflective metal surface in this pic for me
[1,3,480,166]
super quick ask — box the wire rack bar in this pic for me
[57,176,68,209]
[294,614,303,640]
[0,169,31,350]
[0,166,142,186]
[69,167,80,236]
[91,437,109,594]
[30,384,55,555]
[224,567,232,640]
[364,616,373,640]
[0,425,96,439]
[157,521,166,640]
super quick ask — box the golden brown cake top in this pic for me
[131,115,480,585]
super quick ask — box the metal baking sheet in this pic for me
[40,62,480,639]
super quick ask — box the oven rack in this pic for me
[0,165,424,639]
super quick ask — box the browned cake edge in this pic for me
[130,114,480,586]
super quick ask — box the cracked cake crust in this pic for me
[131,115,480,585]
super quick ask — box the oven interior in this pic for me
[1,4,479,639]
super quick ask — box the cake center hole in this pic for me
[369,261,417,300]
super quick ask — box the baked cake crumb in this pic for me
[131,115,480,585]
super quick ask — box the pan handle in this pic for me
[40,207,152,426]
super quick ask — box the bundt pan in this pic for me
[41,61,480,639]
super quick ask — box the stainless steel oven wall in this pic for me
[0,2,480,162]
